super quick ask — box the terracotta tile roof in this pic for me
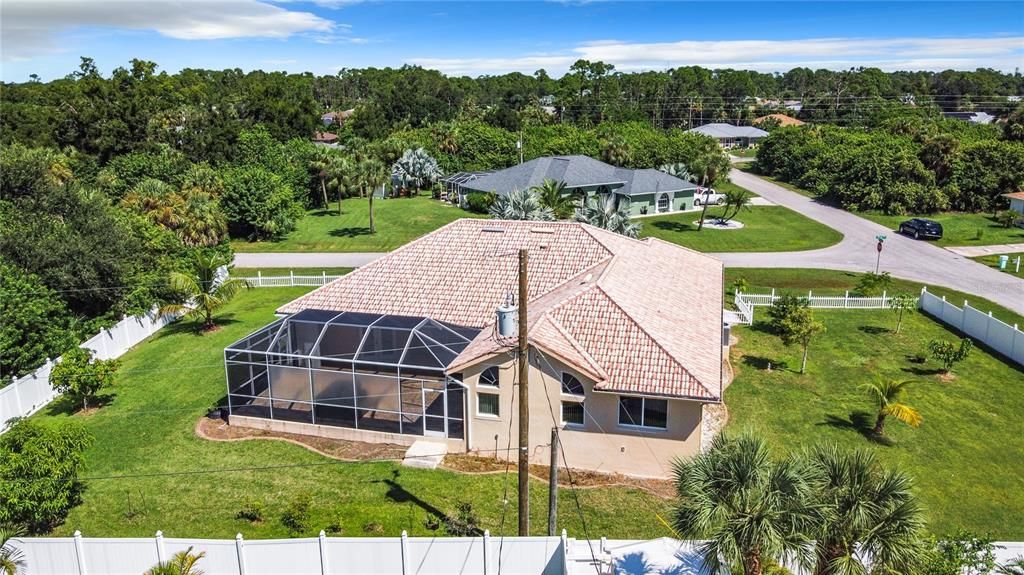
[754,113,805,127]
[1003,191,1024,200]
[278,219,723,401]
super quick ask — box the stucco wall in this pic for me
[626,192,694,216]
[462,351,703,479]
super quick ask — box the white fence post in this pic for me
[561,529,569,575]
[400,530,410,575]
[290,270,295,286]
[73,530,87,575]
[235,533,246,575]
[155,530,166,564]
[319,530,328,575]
[483,529,492,575]
[257,271,262,287]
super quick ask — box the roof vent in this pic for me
[481,227,506,234]
[530,227,555,234]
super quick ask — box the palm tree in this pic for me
[325,154,352,215]
[574,194,641,238]
[122,178,184,230]
[687,150,732,231]
[998,557,1024,575]
[600,135,632,166]
[532,179,574,219]
[309,146,335,208]
[0,525,26,575]
[718,187,753,223]
[804,444,926,575]
[357,158,389,234]
[672,433,814,575]
[860,378,922,437]
[178,191,227,248]
[659,163,691,180]
[392,148,442,193]
[160,252,247,332]
[489,188,554,221]
[144,547,205,575]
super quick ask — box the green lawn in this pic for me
[34,288,670,539]
[971,252,1024,276]
[641,205,842,252]
[232,194,486,253]
[858,212,1024,247]
[728,147,758,158]
[723,269,1024,538]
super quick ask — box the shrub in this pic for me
[362,522,384,533]
[235,498,265,523]
[465,191,495,214]
[855,271,893,297]
[997,209,1021,229]
[280,491,312,535]
[221,166,303,241]
[48,348,119,411]
[443,502,480,536]
[928,338,973,374]
[767,294,806,334]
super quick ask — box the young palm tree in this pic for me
[658,162,691,180]
[573,194,641,238]
[804,444,926,575]
[178,192,227,248]
[532,179,574,219]
[144,547,206,575]
[860,378,922,437]
[489,188,555,221]
[687,150,731,231]
[672,433,815,575]
[391,148,442,192]
[600,135,632,166]
[325,154,352,215]
[357,158,389,234]
[160,252,247,332]
[309,146,335,208]
[0,525,27,575]
[719,187,753,223]
[122,178,184,230]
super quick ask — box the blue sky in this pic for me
[2,1,1022,81]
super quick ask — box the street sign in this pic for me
[877,241,883,253]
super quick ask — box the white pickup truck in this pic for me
[693,188,724,206]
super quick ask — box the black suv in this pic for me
[899,218,943,240]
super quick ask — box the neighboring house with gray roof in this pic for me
[454,155,699,216]
[687,123,769,148]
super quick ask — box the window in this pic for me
[477,393,500,417]
[560,372,584,396]
[479,366,499,388]
[618,397,668,430]
[561,401,585,426]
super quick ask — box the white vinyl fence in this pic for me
[919,288,1024,367]
[237,271,344,288]
[733,289,900,324]
[12,530,568,575]
[0,308,177,433]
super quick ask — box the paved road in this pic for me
[714,170,1024,316]
[234,252,384,268]
[233,171,1024,316]
[945,243,1024,257]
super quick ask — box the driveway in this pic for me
[715,170,1024,316]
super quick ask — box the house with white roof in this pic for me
[223,219,725,478]
[687,123,769,148]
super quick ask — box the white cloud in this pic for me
[1,0,336,61]
[410,36,1024,76]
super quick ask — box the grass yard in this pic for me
[722,269,1024,538]
[858,212,1024,248]
[33,288,671,539]
[728,147,758,158]
[971,252,1024,276]
[231,194,486,253]
[640,205,842,252]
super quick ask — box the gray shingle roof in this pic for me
[461,155,696,197]
[687,123,769,139]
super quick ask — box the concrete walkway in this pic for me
[715,170,1024,316]
[945,243,1024,257]
[234,252,384,268]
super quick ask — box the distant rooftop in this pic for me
[687,123,769,139]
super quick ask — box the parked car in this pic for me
[899,218,943,240]
[694,188,724,206]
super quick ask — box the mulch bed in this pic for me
[196,417,407,462]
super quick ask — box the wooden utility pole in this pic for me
[547,427,559,536]
[517,249,530,536]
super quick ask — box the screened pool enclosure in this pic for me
[224,310,480,440]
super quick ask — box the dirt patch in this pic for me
[937,372,958,383]
[441,454,675,499]
[196,417,407,462]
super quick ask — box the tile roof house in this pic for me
[753,113,806,127]
[687,123,769,148]
[450,155,700,217]
[1004,192,1024,225]
[226,219,725,477]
